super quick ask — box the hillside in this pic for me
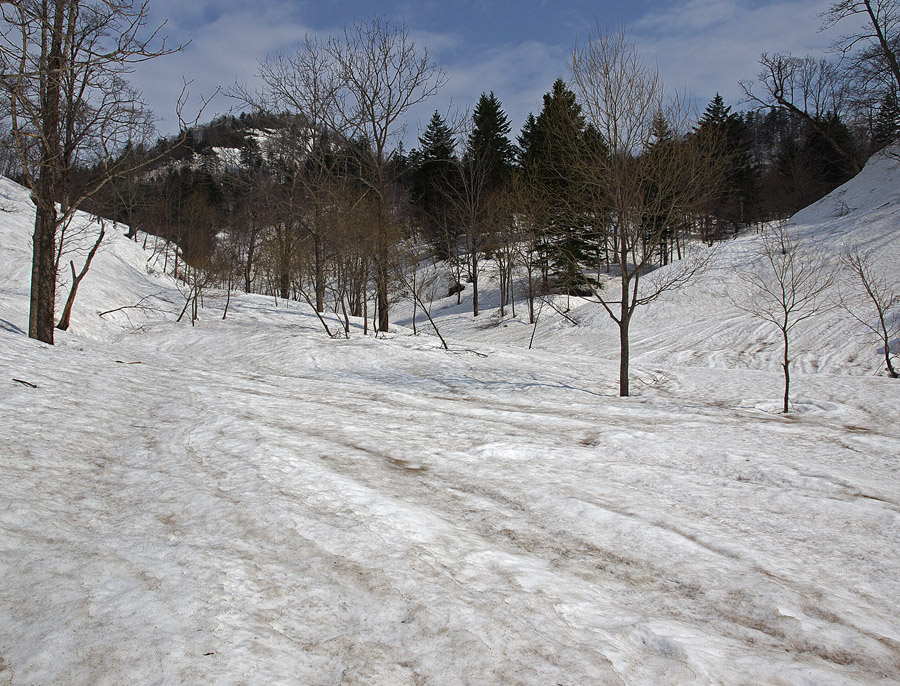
[417,149,900,382]
[1,152,899,685]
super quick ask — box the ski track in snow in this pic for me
[2,153,900,684]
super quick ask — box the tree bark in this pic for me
[619,312,631,398]
[782,327,791,413]
[29,0,67,344]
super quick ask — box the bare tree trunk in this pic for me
[314,232,325,312]
[280,265,291,301]
[31,203,58,343]
[618,286,631,397]
[376,256,390,332]
[28,0,66,344]
[471,249,479,317]
[782,327,790,414]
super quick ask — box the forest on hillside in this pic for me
[1,1,898,352]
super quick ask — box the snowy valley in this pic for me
[1,150,900,685]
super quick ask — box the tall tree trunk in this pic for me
[376,259,389,331]
[618,234,632,397]
[29,0,66,345]
[280,268,291,301]
[314,233,325,313]
[375,200,391,331]
[471,249,479,317]
[30,203,58,343]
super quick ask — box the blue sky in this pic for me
[130,0,841,145]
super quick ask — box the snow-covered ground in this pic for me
[1,153,899,685]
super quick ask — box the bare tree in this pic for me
[733,221,837,413]
[570,25,724,396]
[55,216,104,330]
[507,169,550,324]
[327,16,446,332]
[823,0,900,98]
[0,0,180,344]
[232,36,343,313]
[840,244,899,377]
[439,146,494,317]
[740,53,862,173]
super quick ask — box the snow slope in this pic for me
[1,153,899,685]
[418,149,900,383]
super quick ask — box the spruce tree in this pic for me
[519,78,599,293]
[465,92,515,192]
[695,93,759,233]
[872,90,900,152]
[409,111,458,251]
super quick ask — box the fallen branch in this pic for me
[13,378,37,388]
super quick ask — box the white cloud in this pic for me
[128,0,841,141]
[630,0,840,109]
[129,2,321,131]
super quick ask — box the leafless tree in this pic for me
[232,36,343,313]
[740,53,862,173]
[55,216,105,330]
[570,25,724,397]
[0,0,181,344]
[824,0,900,98]
[733,221,837,413]
[507,169,549,324]
[840,244,899,377]
[439,145,495,317]
[327,16,446,332]
[394,244,447,348]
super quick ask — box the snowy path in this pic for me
[3,299,899,685]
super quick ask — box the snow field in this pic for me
[1,152,900,684]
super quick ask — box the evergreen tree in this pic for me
[767,110,856,215]
[408,111,458,251]
[465,92,515,192]
[644,112,678,263]
[805,112,857,188]
[695,93,759,233]
[519,78,601,292]
[872,90,900,152]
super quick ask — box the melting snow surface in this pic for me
[1,153,899,684]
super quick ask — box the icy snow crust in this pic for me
[1,153,899,684]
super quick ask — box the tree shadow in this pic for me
[0,318,25,335]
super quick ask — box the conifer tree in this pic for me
[519,78,601,292]
[465,92,515,192]
[695,94,759,234]
[409,111,458,250]
[447,93,516,315]
[872,89,900,151]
